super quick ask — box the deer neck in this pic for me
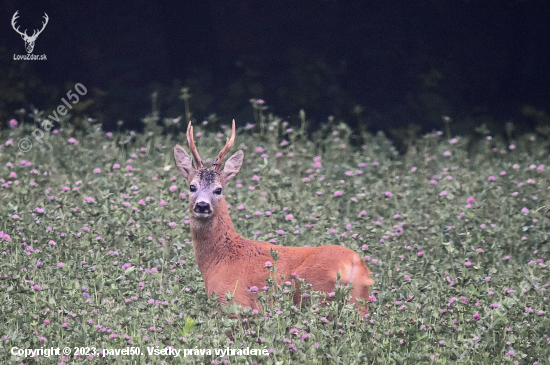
[190,196,240,272]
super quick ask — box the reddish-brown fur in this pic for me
[174,121,374,317]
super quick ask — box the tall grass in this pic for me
[0,117,548,364]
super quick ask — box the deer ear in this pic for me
[174,145,195,181]
[221,150,244,184]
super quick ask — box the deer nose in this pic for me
[194,201,211,214]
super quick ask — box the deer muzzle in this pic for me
[194,201,212,216]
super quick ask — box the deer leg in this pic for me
[340,254,374,318]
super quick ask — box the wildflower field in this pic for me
[1,117,549,364]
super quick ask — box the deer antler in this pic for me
[32,13,49,39]
[186,121,203,169]
[11,11,27,37]
[11,11,48,39]
[212,120,236,171]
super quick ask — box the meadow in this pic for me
[0,115,549,364]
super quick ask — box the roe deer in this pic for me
[174,120,374,317]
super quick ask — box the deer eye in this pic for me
[189,185,197,192]
[214,188,222,195]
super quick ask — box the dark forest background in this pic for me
[1,0,550,140]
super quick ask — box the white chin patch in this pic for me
[194,212,211,218]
